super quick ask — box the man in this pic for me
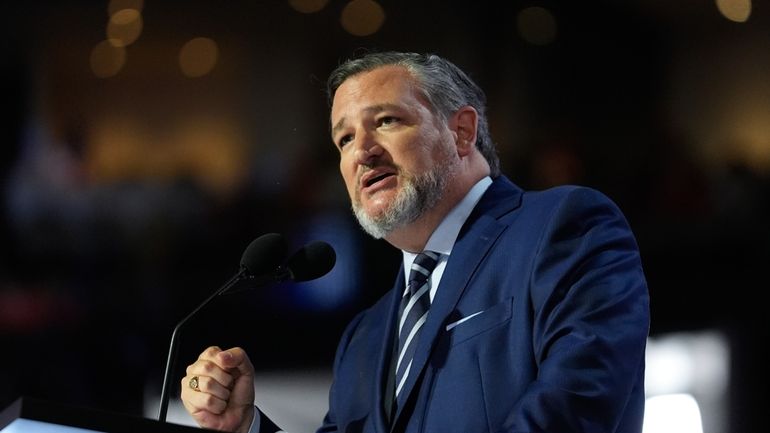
[180,51,650,433]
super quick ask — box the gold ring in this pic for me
[189,376,200,392]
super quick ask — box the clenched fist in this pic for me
[181,346,256,433]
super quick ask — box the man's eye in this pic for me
[338,135,353,148]
[379,116,399,126]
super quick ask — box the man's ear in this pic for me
[450,106,478,157]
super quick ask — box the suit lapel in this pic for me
[374,268,406,433]
[391,176,523,423]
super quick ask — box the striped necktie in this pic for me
[394,250,440,407]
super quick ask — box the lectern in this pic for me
[0,397,214,433]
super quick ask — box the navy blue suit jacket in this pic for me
[264,176,650,433]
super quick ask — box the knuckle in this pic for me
[201,346,220,358]
[202,394,226,413]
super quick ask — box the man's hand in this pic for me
[181,346,256,433]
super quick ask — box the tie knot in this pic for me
[408,251,439,292]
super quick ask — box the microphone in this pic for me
[157,233,287,422]
[223,240,337,294]
[241,232,289,275]
[286,240,337,282]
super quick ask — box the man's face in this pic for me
[330,65,458,239]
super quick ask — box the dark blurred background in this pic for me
[0,1,768,432]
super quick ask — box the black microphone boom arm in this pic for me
[157,267,248,422]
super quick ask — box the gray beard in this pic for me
[352,162,451,239]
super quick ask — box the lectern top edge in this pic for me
[0,397,217,433]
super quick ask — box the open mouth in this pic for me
[365,172,395,188]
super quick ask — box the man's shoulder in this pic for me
[524,182,604,197]
[521,183,620,211]
[485,176,615,204]
[482,181,629,233]
[471,177,617,225]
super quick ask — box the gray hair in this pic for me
[326,51,500,178]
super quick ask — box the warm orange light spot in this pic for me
[715,0,751,23]
[179,37,219,78]
[107,8,143,47]
[86,115,248,196]
[340,0,385,37]
[90,40,126,78]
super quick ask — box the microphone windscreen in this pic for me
[240,233,288,276]
[287,241,336,282]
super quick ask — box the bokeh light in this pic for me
[107,8,143,47]
[90,40,127,78]
[179,37,219,78]
[340,0,385,37]
[643,394,704,433]
[516,6,557,46]
[715,0,751,23]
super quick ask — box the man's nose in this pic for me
[353,130,383,166]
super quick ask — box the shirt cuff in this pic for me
[246,406,287,433]
[246,406,261,433]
